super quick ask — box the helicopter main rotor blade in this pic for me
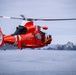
[0,16,23,20]
[0,15,76,21]
[31,18,76,21]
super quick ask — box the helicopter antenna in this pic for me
[20,15,26,20]
[0,15,76,21]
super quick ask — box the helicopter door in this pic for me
[35,33,42,45]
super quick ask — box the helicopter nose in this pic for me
[49,35,52,38]
[46,35,52,44]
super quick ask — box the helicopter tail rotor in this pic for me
[0,28,4,46]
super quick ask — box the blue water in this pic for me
[0,50,76,75]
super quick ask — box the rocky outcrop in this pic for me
[45,42,76,50]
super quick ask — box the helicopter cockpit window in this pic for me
[12,25,27,36]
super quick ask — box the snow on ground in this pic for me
[0,50,76,75]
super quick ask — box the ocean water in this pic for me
[0,50,76,75]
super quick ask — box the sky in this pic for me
[0,0,76,44]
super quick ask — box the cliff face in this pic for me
[45,42,76,50]
[0,44,17,50]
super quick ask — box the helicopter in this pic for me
[0,15,76,50]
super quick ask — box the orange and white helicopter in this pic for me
[0,15,76,50]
